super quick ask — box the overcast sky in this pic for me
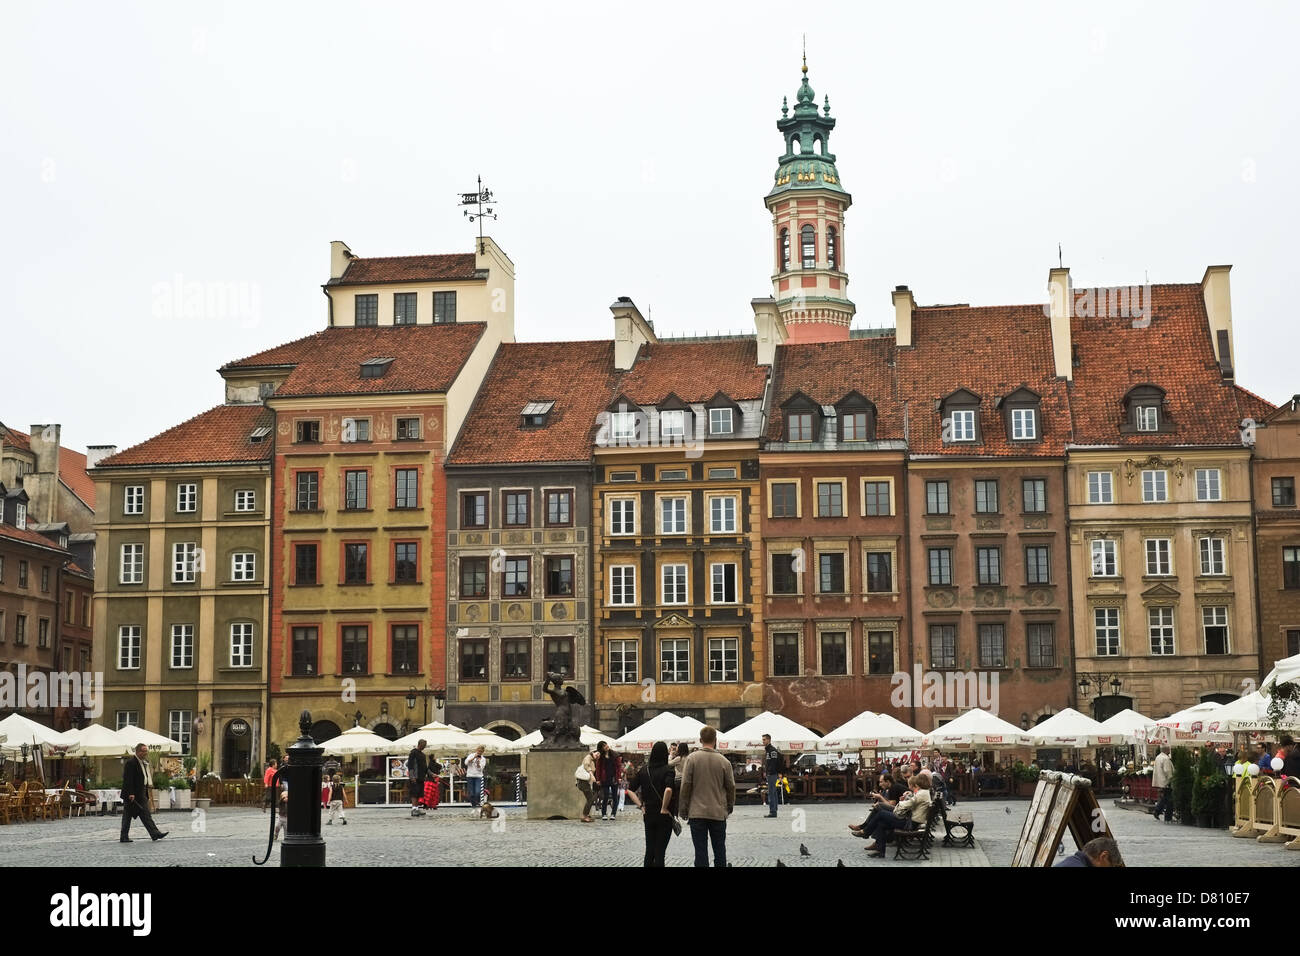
[3,2,1297,453]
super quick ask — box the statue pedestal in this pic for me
[525,748,588,820]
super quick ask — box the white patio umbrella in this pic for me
[819,711,924,751]
[316,724,407,756]
[1096,708,1159,746]
[1262,653,1300,692]
[1216,691,1300,733]
[613,712,706,753]
[1029,708,1109,747]
[390,721,477,754]
[922,709,1033,749]
[115,724,183,754]
[508,725,615,752]
[0,713,82,755]
[465,727,517,754]
[718,711,821,752]
[65,723,133,757]
[1155,701,1230,743]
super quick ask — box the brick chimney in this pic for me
[1048,267,1072,381]
[611,297,657,371]
[892,286,915,348]
[1201,265,1234,380]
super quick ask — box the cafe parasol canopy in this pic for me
[818,711,924,752]
[1096,708,1160,746]
[1028,708,1110,748]
[0,713,81,756]
[317,724,408,756]
[613,712,706,753]
[508,725,616,752]
[717,711,821,752]
[115,724,183,754]
[922,708,1034,749]
[390,721,478,754]
[65,723,134,757]
[1154,701,1230,743]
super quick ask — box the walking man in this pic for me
[464,744,488,810]
[1150,746,1174,821]
[120,743,167,843]
[407,739,428,817]
[762,733,783,818]
[679,725,735,867]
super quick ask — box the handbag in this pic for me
[575,764,591,782]
[644,767,682,836]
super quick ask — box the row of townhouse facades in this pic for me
[88,64,1300,765]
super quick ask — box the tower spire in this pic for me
[802,34,807,74]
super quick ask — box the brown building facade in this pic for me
[1252,395,1300,672]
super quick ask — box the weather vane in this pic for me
[460,175,497,253]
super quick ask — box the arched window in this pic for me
[814,136,823,155]
[801,225,816,269]
[792,137,802,155]
[827,227,838,270]
[779,229,790,271]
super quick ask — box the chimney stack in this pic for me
[892,286,915,348]
[330,240,354,281]
[752,298,787,366]
[85,445,118,469]
[611,296,657,371]
[1048,267,1073,381]
[1201,265,1234,380]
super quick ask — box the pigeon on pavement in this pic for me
[799,843,811,856]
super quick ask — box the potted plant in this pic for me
[170,776,192,810]
[1170,748,1195,825]
[1190,749,1216,827]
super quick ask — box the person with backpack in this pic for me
[407,740,428,818]
[626,741,678,866]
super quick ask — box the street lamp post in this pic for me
[1077,672,1125,720]
[405,686,448,726]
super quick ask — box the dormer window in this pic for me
[660,411,684,439]
[16,502,27,529]
[836,392,877,442]
[1136,406,1158,431]
[951,410,975,442]
[782,391,822,443]
[656,393,692,444]
[521,401,554,428]
[612,412,637,443]
[789,413,814,440]
[1011,408,1037,440]
[705,392,741,437]
[710,408,733,435]
[1121,384,1171,434]
[940,389,982,445]
[360,357,394,379]
[999,387,1041,442]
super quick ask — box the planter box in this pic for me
[173,790,191,811]
[193,797,211,811]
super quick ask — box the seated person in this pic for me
[864,775,932,857]
[849,773,907,837]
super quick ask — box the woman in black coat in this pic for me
[626,741,677,867]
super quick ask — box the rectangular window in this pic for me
[928,548,953,586]
[292,627,318,677]
[37,617,49,647]
[1199,537,1225,576]
[120,544,144,584]
[660,497,687,534]
[1283,547,1300,589]
[1136,405,1159,431]
[433,291,457,324]
[344,543,368,584]
[1288,629,1300,657]
[659,410,685,439]
[354,294,378,326]
[865,552,892,593]
[977,623,1006,668]
[168,711,193,756]
[295,420,321,444]
[394,542,418,583]
[660,639,690,683]
[771,482,798,517]
[772,632,800,677]
[176,483,197,513]
[1195,468,1222,502]
[18,561,27,588]
[125,485,144,515]
[545,490,572,526]
[342,417,370,442]
[391,625,418,674]
[707,467,737,480]
[545,638,573,678]
[710,495,737,533]
[818,552,845,593]
[771,553,799,594]
[234,489,257,512]
[788,413,814,441]
[1011,407,1037,440]
[711,563,738,603]
[502,639,530,680]
[1145,538,1172,576]
[708,638,739,683]
[609,565,636,606]
[659,469,687,481]
[863,481,891,516]
[975,480,999,514]
[344,470,369,509]
[460,557,488,598]
[230,622,254,667]
[395,417,422,440]
[231,551,256,582]
[609,498,636,535]
[1149,607,1175,656]
[867,631,894,675]
[172,542,198,583]
[1273,477,1296,508]
[1027,623,1055,668]
[842,412,869,440]
[118,625,141,670]
[662,564,688,604]
[976,547,1002,585]
[295,472,319,510]
[545,555,574,596]
[503,491,530,526]
[816,481,844,517]
[459,640,486,680]
[610,412,638,444]
[1025,546,1051,585]
[1088,471,1114,504]
[609,640,639,684]
[40,566,49,593]
[926,480,949,515]
[1142,470,1168,503]
[155,635,193,680]
[950,409,976,442]
[394,468,419,509]
[393,292,417,325]
[819,631,847,676]
[930,624,956,669]
[1203,606,1229,655]
[14,614,25,644]
[462,493,487,528]
[1094,607,1120,656]
[294,544,318,586]
[1090,539,1117,577]
[709,407,733,435]
[502,556,530,597]
[341,626,368,675]
[1023,479,1046,513]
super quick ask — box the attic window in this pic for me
[521,401,555,427]
[360,357,395,379]
[1120,385,1172,434]
[249,426,271,443]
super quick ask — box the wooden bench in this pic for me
[940,801,976,848]
[894,800,943,861]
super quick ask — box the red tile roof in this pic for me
[0,424,96,509]
[449,341,620,464]
[617,339,768,405]
[1068,284,1275,446]
[95,405,273,468]
[895,303,1073,457]
[767,337,904,441]
[332,254,479,285]
[0,423,30,451]
[222,325,486,397]
[0,521,71,556]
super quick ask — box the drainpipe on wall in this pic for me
[901,400,916,731]
[1247,443,1266,688]
[1061,459,1078,713]
[323,286,334,328]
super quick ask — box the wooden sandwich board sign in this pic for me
[1011,771,1119,867]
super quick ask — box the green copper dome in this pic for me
[767,60,846,199]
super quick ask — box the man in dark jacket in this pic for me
[120,743,167,843]
[408,740,428,817]
[1054,837,1123,867]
